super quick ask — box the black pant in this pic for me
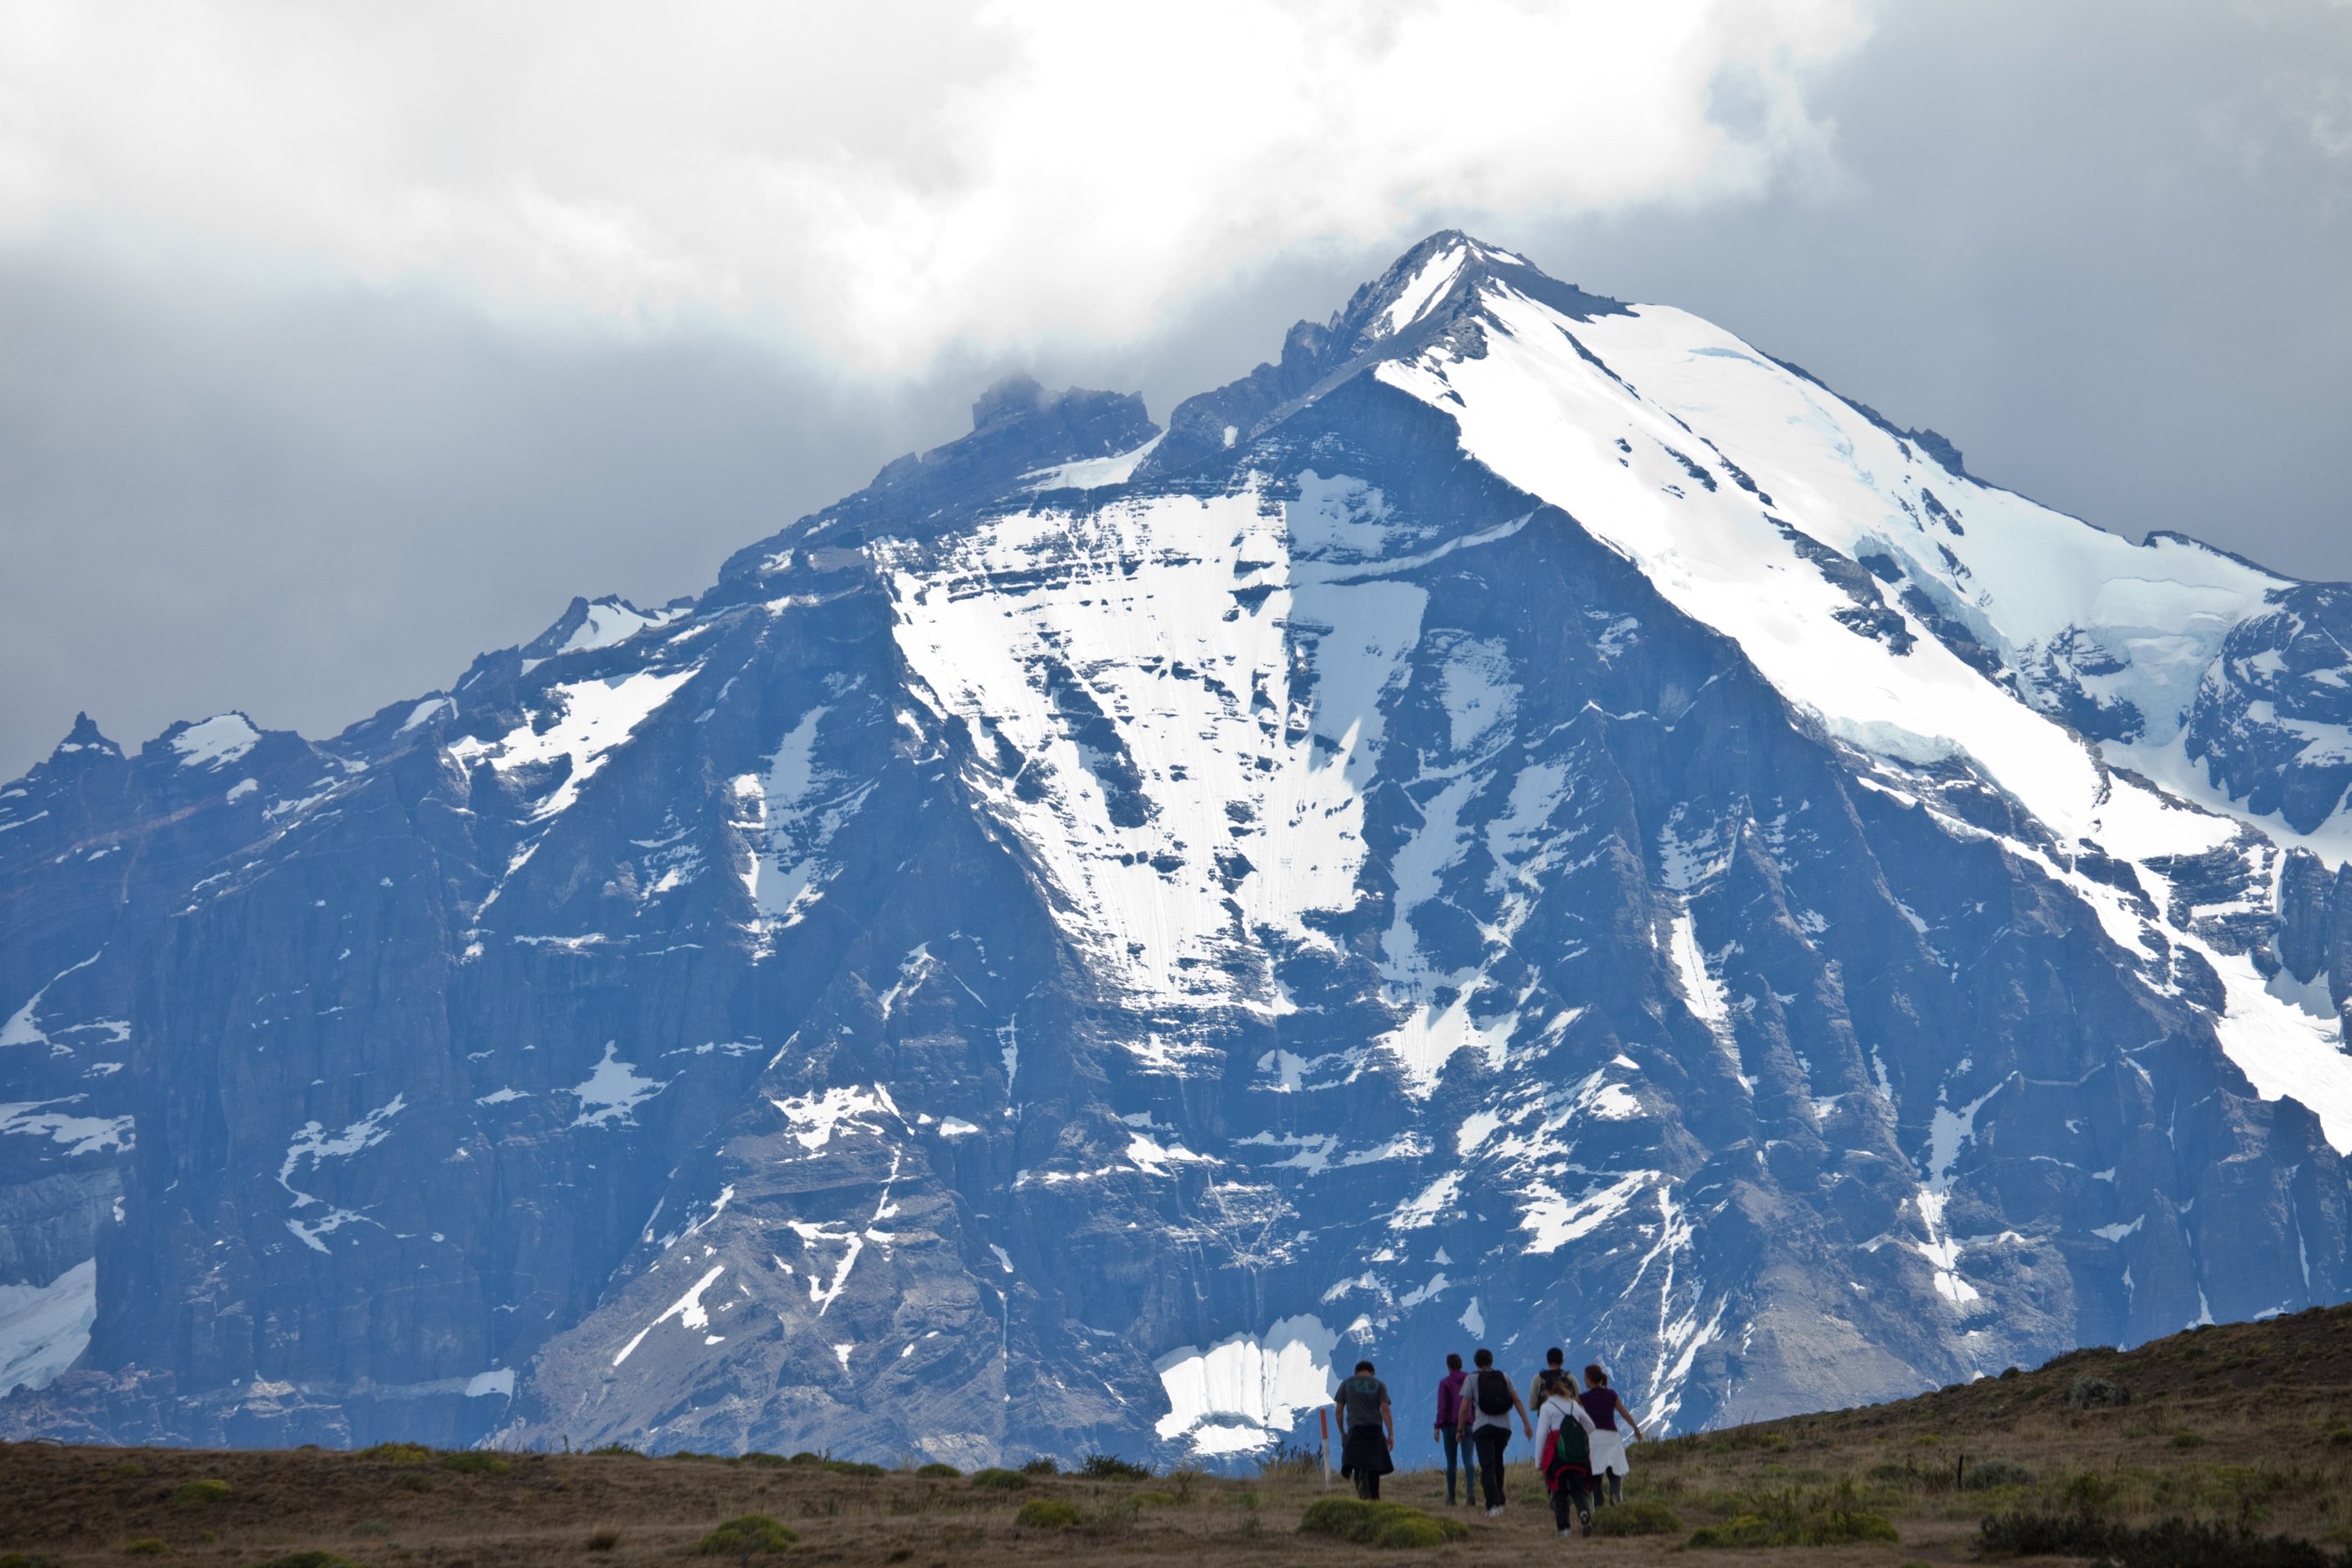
[1438,1427,1462,1503]
[1594,1468,1622,1505]
[1550,1471,1591,1530]
[1472,1426,1512,1507]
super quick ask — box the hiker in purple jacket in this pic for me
[1432,1354,1467,1505]
[1579,1363,1646,1507]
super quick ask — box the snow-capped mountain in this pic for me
[4,234,2350,1459]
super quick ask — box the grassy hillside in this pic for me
[4,1303,2349,1566]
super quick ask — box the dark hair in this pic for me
[1546,1347,1565,1366]
[1354,1360,1375,1375]
[1473,1349,1493,1368]
[1585,1364,1608,1387]
[1445,1353,1462,1371]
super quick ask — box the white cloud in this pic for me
[0,1,1869,369]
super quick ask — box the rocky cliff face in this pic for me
[5,234,2352,1461]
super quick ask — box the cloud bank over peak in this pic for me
[0,0,1870,370]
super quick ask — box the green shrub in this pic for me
[436,1452,512,1475]
[694,1515,799,1556]
[111,1462,151,1478]
[1689,1515,1772,1549]
[787,1452,823,1466]
[355,1442,435,1465]
[970,1467,1029,1490]
[585,1528,621,1552]
[1591,1499,1682,1536]
[1689,1510,1898,1549]
[1019,1457,1058,1476]
[1076,1453,1149,1480]
[262,1555,356,1568]
[1977,1511,2352,1567]
[1806,1513,1900,1545]
[1961,1458,2034,1490]
[1297,1498,1470,1549]
[348,1521,390,1538]
[120,1544,169,1558]
[586,1442,642,1457]
[169,1479,233,1504]
[2066,1375,2131,1409]
[819,1458,884,1478]
[1131,1490,1177,1508]
[1013,1500,1080,1530]
[2172,1431,2207,1449]
[914,1462,960,1478]
[393,1473,433,1493]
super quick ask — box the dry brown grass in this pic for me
[4,1302,2349,1566]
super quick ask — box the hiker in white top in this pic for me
[1454,1347,1532,1516]
[1579,1363,1647,1507]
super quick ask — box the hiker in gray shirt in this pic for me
[1332,1359,1395,1500]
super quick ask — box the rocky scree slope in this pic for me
[4,234,2352,1463]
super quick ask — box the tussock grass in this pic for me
[1296,1498,1467,1549]
[1010,1499,1077,1530]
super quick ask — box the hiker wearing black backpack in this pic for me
[1534,1371,1601,1537]
[1530,1346,1574,1407]
[1453,1348,1531,1516]
[1332,1359,1395,1500]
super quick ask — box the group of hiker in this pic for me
[1330,1347,1645,1538]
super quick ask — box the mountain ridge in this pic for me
[3,232,2350,1464]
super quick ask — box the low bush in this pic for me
[915,1462,960,1478]
[969,1468,1029,1491]
[1689,1510,1898,1548]
[2172,1431,2208,1448]
[1591,1499,1681,1536]
[119,1543,168,1557]
[820,1459,885,1478]
[168,1480,233,1504]
[694,1515,799,1557]
[436,1453,511,1475]
[1297,1498,1470,1550]
[2066,1375,2132,1409]
[585,1528,621,1552]
[1013,1500,1080,1530]
[1979,1512,2352,1568]
[355,1443,435,1465]
[392,1473,432,1493]
[1076,1453,1150,1481]
[348,1520,389,1538]
[1256,1442,1320,1481]
[261,1555,356,1568]
[1019,1457,1057,1476]
[586,1443,642,1458]
[1960,1458,2034,1490]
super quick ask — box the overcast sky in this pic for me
[2,0,2347,779]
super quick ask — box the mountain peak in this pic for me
[49,711,121,761]
[1140,231,1627,477]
